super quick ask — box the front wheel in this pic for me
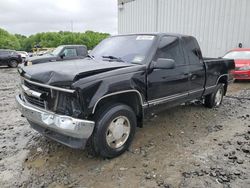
[204,83,225,108]
[8,59,18,68]
[88,103,136,158]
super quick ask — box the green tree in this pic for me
[0,27,110,52]
[15,34,27,50]
[0,28,20,50]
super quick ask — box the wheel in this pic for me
[88,103,136,158]
[8,59,18,68]
[204,83,225,108]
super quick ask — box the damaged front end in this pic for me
[21,78,83,118]
[16,76,95,149]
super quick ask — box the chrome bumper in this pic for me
[16,94,95,141]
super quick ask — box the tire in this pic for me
[88,103,137,158]
[8,59,18,68]
[204,83,225,108]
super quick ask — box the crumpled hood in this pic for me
[28,54,57,64]
[21,59,135,85]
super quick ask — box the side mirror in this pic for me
[60,53,65,59]
[154,58,175,69]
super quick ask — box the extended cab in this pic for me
[16,33,235,158]
[25,45,87,66]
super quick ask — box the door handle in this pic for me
[184,73,197,80]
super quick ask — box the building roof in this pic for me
[114,32,192,39]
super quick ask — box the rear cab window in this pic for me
[182,37,203,64]
[77,46,87,56]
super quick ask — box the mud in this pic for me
[0,66,249,188]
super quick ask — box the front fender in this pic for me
[73,71,147,117]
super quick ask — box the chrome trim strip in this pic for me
[147,88,204,106]
[188,88,204,94]
[205,85,217,90]
[216,74,228,85]
[92,89,145,114]
[148,92,188,105]
[22,77,75,94]
[21,84,42,98]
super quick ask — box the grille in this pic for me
[23,80,50,109]
[24,93,45,108]
[24,80,50,94]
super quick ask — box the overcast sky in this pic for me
[0,0,117,36]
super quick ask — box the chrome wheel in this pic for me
[215,87,223,106]
[106,116,131,149]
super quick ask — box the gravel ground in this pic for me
[0,66,250,188]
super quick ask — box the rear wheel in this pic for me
[8,59,18,68]
[88,103,136,158]
[204,83,225,108]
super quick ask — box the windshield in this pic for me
[51,46,64,56]
[224,51,250,59]
[90,35,156,63]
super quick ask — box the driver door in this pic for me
[147,36,190,107]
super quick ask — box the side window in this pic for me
[63,48,77,57]
[0,51,8,55]
[183,37,202,64]
[155,36,186,66]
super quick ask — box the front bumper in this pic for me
[16,94,95,149]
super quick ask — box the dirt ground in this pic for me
[0,67,250,188]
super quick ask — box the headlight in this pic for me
[17,67,23,74]
[41,113,76,130]
[238,66,250,71]
[27,61,33,66]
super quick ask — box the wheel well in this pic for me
[93,92,143,127]
[8,58,18,63]
[217,75,228,95]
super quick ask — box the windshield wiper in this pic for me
[102,55,125,62]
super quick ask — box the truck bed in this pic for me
[203,58,235,90]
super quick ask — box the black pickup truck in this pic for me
[16,33,235,158]
[24,45,87,66]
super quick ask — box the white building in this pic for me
[118,0,250,57]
